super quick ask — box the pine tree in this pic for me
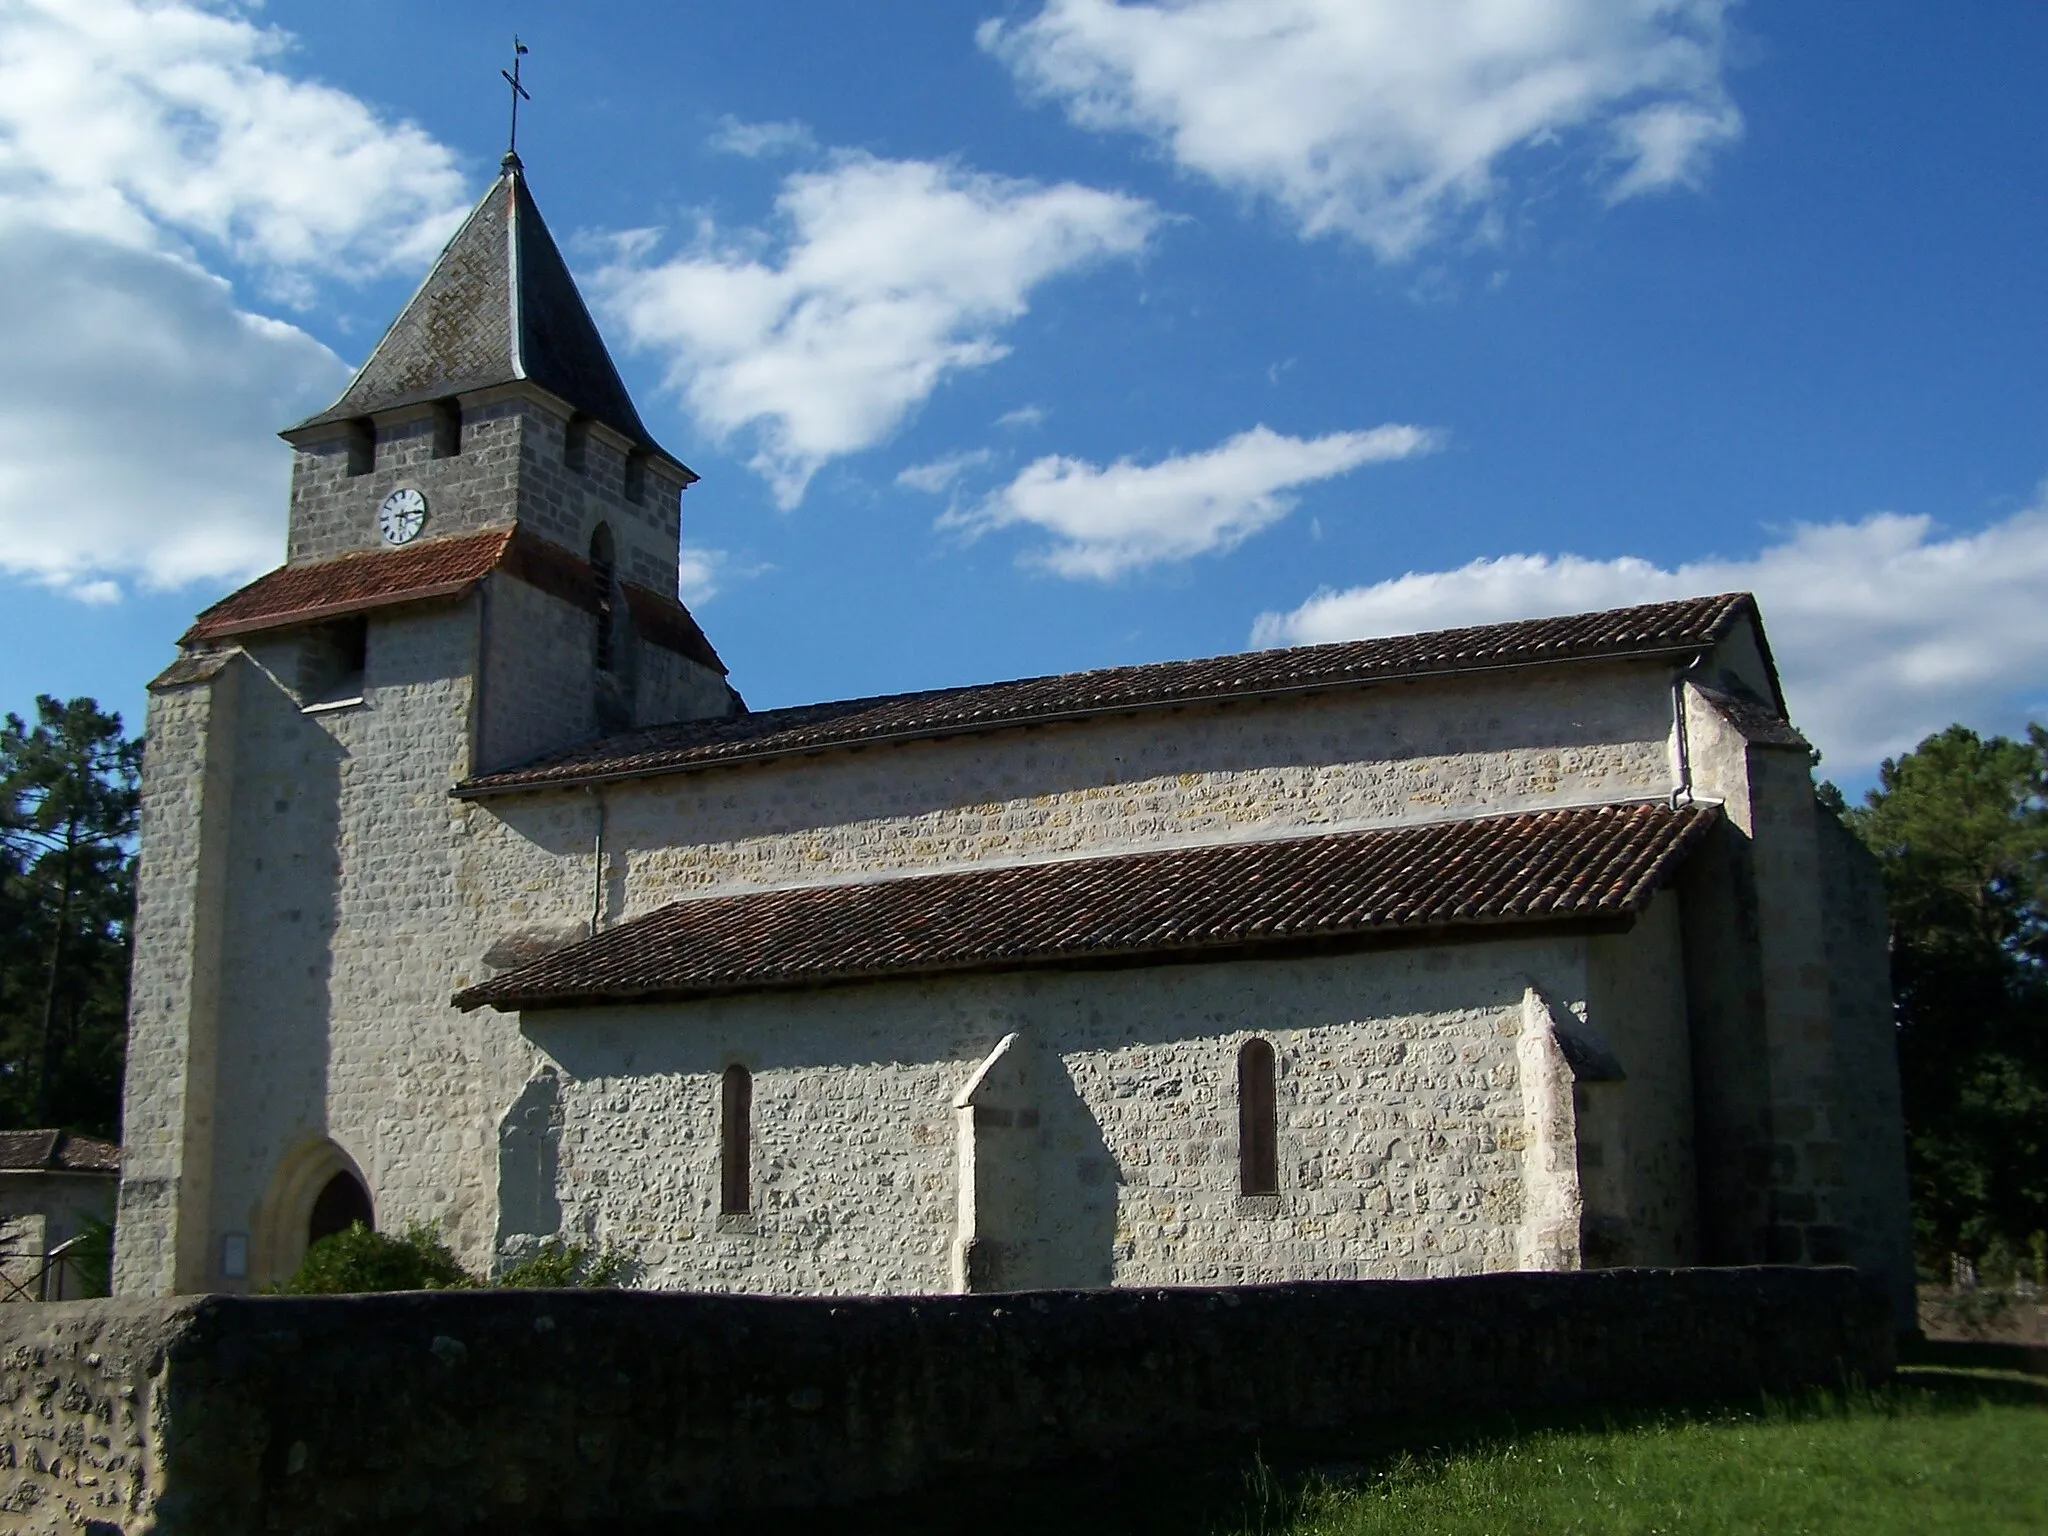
[0,697,142,1136]
[1840,723,2048,1268]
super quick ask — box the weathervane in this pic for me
[502,36,531,164]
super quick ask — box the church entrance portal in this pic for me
[308,1170,374,1246]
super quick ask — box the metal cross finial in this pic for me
[502,37,531,164]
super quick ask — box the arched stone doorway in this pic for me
[251,1136,373,1285]
[307,1169,374,1247]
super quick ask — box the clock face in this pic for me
[377,487,428,546]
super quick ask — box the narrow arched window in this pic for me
[589,523,617,674]
[307,1169,373,1246]
[1237,1038,1278,1196]
[720,1065,752,1215]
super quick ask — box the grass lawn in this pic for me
[800,1367,2046,1536]
[1239,1369,2048,1536]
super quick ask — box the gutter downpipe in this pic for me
[1669,650,1710,811]
[587,785,607,936]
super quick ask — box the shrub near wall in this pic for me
[0,1267,1891,1536]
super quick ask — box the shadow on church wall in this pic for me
[214,651,347,1278]
[1031,1052,1122,1289]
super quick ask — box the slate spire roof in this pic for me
[293,155,670,460]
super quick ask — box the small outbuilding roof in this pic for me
[455,592,1772,797]
[0,1130,121,1175]
[456,800,1719,1012]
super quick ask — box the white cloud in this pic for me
[897,449,997,495]
[708,115,818,158]
[947,423,1436,579]
[1250,501,2048,774]
[676,545,728,607]
[0,0,477,602]
[997,404,1048,429]
[0,0,467,287]
[0,227,348,597]
[596,153,1158,507]
[982,0,1741,258]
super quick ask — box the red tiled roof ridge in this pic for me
[456,800,1721,1012]
[183,524,517,641]
[458,591,1765,797]
[179,526,727,672]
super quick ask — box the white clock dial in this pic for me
[377,487,428,546]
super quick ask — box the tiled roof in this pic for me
[622,583,727,676]
[457,593,1764,797]
[293,163,680,465]
[0,1130,121,1174]
[183,526,516,641]
[457,801,1719,1012]
[179,528,728,673]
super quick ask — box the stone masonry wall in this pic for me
[285,400,524,565]
[1584,891,1699,1265]
[513,402,684,596]
[521,936,1592,1294]
[189,606,546,1291]
[0,1177,116,1255]
[0,1270,1893,1534]
[478,572,598,774]
[113,661,239,1298]
[285,393,685,602]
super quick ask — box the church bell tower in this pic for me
[114,150,735,1297]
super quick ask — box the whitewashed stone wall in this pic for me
[0,1174,116,1252]
[520,936,1594,1294]
[182,607,546,1290]
[115,660,239,1296]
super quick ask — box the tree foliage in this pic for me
[278,1223,633,1294]
[0,697,141,1136]
[1842,723,2048,1265]
[278,1222,474,1295]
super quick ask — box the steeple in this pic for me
[294,160,665,458]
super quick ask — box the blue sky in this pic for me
[2,1,2044,786]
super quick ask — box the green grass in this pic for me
[1232,1372,2047,1536]
[794,1369,2048,1536]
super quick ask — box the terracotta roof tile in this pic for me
[183,526,516,641]
[0,1130,121,1173]
[622,583,727,676]
[179,528,727,674]
[458,593,1764,797]
[457,801,1719,1012]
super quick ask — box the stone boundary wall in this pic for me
[0,1267,1890,1535]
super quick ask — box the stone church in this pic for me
[111,154,1913,1315]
